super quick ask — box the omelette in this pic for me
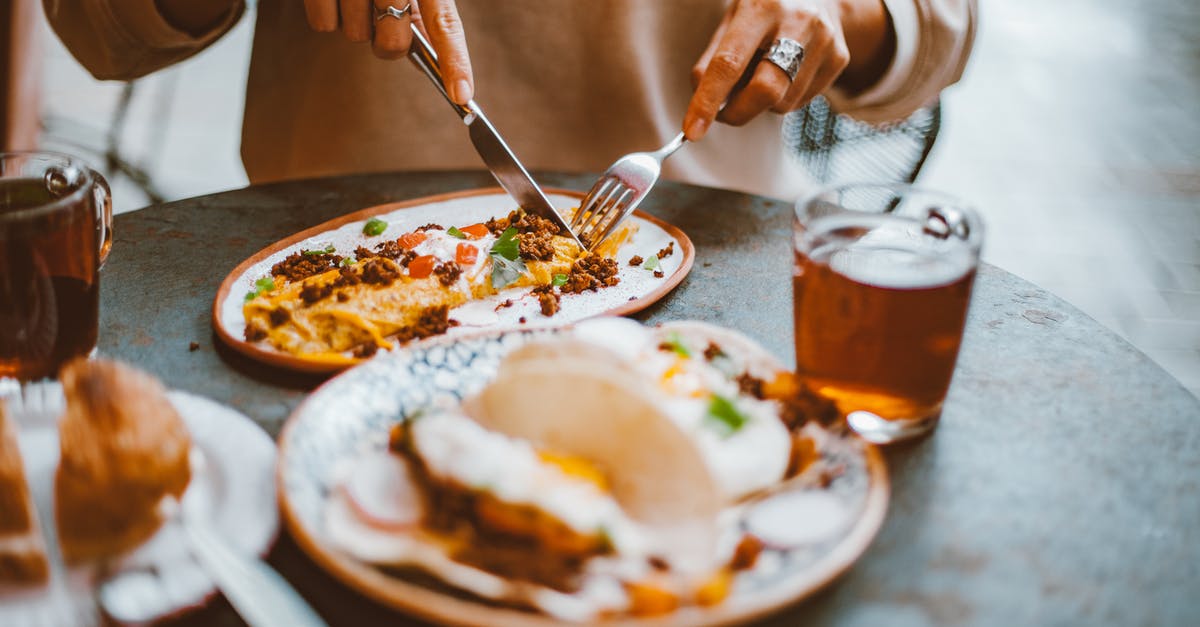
[242,210,629,362]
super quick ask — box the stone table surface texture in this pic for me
[98,171,1199,627]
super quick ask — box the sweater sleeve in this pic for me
[42,0,244,81]
[825,0,977,124]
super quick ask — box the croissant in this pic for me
[55,358,192,563]
[0,401,50,583]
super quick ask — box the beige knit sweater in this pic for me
[44,0,975,199]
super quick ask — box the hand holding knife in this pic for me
[405,24,587,250]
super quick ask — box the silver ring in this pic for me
[764,37,805,82]
[375,3,412,22]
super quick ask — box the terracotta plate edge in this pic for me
[275,355,889,627]
[211,187,694,375]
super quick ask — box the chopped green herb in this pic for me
[362,218,388,236]
[490,253,527,289]
[659,332,691,358]
[642,254,660,271]
[490,227,521,261]
[447,226,467,239]
[340,257,356,266]
[704,394,749,437]
[302,244,336,256]
[243,276,276,302]
[552,273,569,287]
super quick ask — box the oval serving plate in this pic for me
[0,385,278,627]
[213,187,695,375]
[278,326,889,627]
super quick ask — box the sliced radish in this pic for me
[343,451,424,530]
[744,491,850,549]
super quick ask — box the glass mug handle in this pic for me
[91,170,113,267]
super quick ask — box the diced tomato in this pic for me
[397,231,427,249]
[408,255,437,279]
[455,243,479,266]
[460,223,489,239]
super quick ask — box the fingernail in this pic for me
[685,117,710,140]
[452,80,472,104]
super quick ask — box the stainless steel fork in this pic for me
[571,132,688,249]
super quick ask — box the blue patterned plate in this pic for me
[278,327,888,626]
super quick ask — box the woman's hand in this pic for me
[684,0,893,140]
[302,0,474,104]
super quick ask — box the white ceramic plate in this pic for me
[0,385,278,627]
[277,326,889,626]
[212,188,695,374]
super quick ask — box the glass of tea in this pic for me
[0,152,112,383]
[793,184,982,444]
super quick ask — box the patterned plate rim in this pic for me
[276,327,890,627]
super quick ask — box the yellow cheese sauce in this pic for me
[242,218,632,360]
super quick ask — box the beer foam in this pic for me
[821,231,975,290]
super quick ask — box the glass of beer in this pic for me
[793,184,982,443]
[0,152,113,383]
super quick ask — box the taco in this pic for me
[325,358,761,620]
[478,318,839,502]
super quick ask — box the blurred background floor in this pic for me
[35,0,1199,398]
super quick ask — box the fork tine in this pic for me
[580,188,633,248]
[571,178,615,230]
[588,197,638,248]
[577,181,624,236]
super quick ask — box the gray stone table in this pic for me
[100,171,1200,627]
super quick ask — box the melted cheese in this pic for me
[244,216,632,358]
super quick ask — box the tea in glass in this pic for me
[0,153,112,382]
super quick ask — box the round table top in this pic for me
[100,171,1200,627]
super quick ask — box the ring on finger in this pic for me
[376,2,412,21]
[763,37,805,82]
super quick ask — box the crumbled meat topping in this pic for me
[394,305,451,341]
[352,342,379,358]
[268,308,289,327]
[703,343,725,361]
[519,316,527,324]
[778,384,840,429]
[415,223,444,232]
[299,282,334,304]
[511,211,558,236]
[531,285,560,317]
[433,262,463,287]
[647,556,670,572]
[628,255,644,266]
[561,255,620,294]
[656,241,675,259]
[357,241,418,267]
[271,251,343,283]
[336,291,350,302]
[737,373,766,399]
[495,299,514,310]
[359,258,401,286]
[484,215,511,235]
[244,324,267,342]
[653,270,664,278]
[519,230,556,261]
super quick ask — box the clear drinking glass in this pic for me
[793,184,983,443]
[0,152,112,384]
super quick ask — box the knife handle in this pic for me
[407,24,477,123]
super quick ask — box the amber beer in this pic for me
[0,154,111,382]
[793,248,975,419]
[793,185,982,442]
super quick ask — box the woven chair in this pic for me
[785,95,941,185]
